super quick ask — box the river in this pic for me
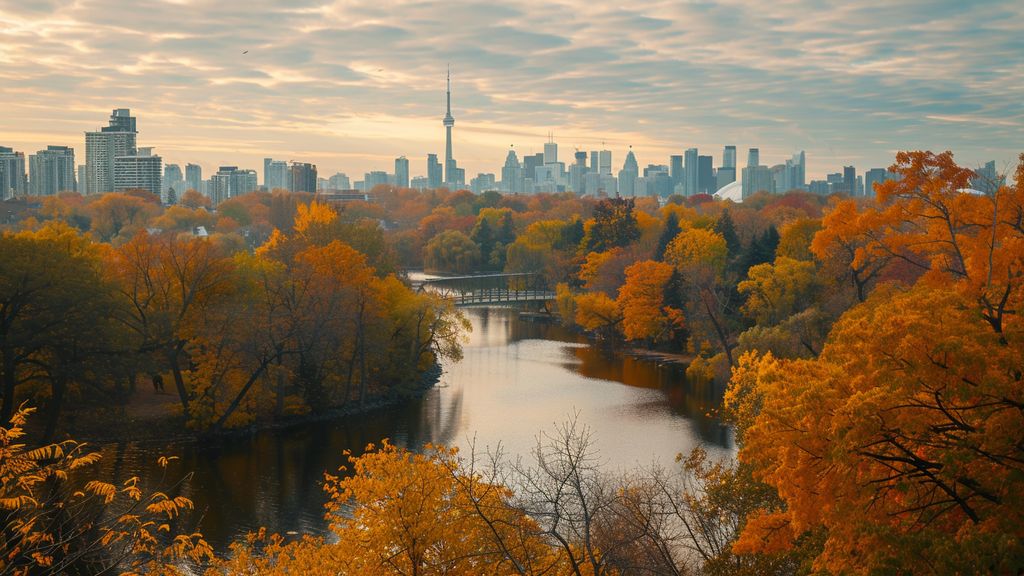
[97,307,733,550]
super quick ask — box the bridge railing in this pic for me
[416,272,554,306]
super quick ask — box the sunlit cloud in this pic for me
[0,0,1020,181]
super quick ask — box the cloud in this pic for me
[0,0,1020,181]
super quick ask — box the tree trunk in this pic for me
[167,342,191,422]
[44,373,66,442]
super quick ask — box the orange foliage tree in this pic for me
[726,151,1024,573]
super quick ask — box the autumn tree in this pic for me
[616,260,684,344]
[424,230,481,274]
[726,151,1024,573]
[664,227,738,366]
[586,198,640,252]
[0,407,212,575]
[0,224,132,434]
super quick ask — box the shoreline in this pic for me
[52,363,443,446]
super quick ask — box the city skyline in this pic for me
[1,0,1021,180]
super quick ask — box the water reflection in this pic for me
[102,307,732,550]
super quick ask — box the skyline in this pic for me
[1,0,1022,181]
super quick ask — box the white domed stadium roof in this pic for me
[714,180,742,203]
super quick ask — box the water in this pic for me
[97,307,733,550]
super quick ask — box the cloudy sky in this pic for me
[1,0,1021,182]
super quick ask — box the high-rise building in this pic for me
[470,173,496,194]
[771,164,788,195]
[164,163,182,184]
[716,167,736,191]
[523,153,544,188]
[0,146,27,200]
[501,148,522,194]
[570,150,589,194]
[746,148,759,168]
[289,162,317,193]
[971,160,1004,194]
[363,171,388,191]
[209,166,257,205]
[28,146,75,196]
[395,156,409,188]
[77,165,88,195]
[787,151,806,191]
[684,148,699,196]
[724,146,737,169]
[114,150,162,196]
[264,158,289,190]
[618,149,639,197]
[185,163,202,192]
[598,150,612,176]
[427,154,442,189]
[85,109,138,194]
[843,166,856,196]
[544,139,558,165]
[864,168,889,198]
[742,164,773,198]
[328,172,351,190]
[698,155,714,195]
[670,155,683,188]
[442,68,457,186]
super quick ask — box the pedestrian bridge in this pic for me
[414,272,556,307]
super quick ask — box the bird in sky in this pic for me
[242,50,249,54]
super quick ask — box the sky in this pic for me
[1,0,1022,183]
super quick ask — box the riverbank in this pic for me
[51,363,444,445]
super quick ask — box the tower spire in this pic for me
[443,66,456,186]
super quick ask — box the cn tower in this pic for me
[443,66,455,185]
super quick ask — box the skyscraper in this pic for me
[598,150,612,176]
[209,166,257,205]
[684,148,699,196]
[0,146,27,200]
[427,154,442,189]
[501,148,522,194]
[781,151,806,192]
[724,146,737,169]
[185,163,202,192]
[114,149,162,196]
[328,172,351,190]
[670,155,683,188]
[746,148,759,168]
[544,139,558,165]
[28,146,75,196]
[86,109,138,194]
[395,156,409,188]
[843,166,856,196]
[971,160,1004,193]
[289,162,317,193]
[698,155,714,195]
[264,158,289,190]
[443,68,456,186]
[618,149,639,197]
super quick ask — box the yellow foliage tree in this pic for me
[616,260,683,343]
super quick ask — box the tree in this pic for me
[180,189,211,210]
[664,228,737,366]
[574,292,622,339]
[713,209,741,261]
[0,224,129,431]
[587,198,640,252]
[471,216,496,270]
[737,257,820,326]
[726,152,1024,573]
[87,192,160,241]
[424,230,481,274]
[616,260,684,344]
[0,407,212,574]
[654,212,681,261]
[111,232,235,422]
